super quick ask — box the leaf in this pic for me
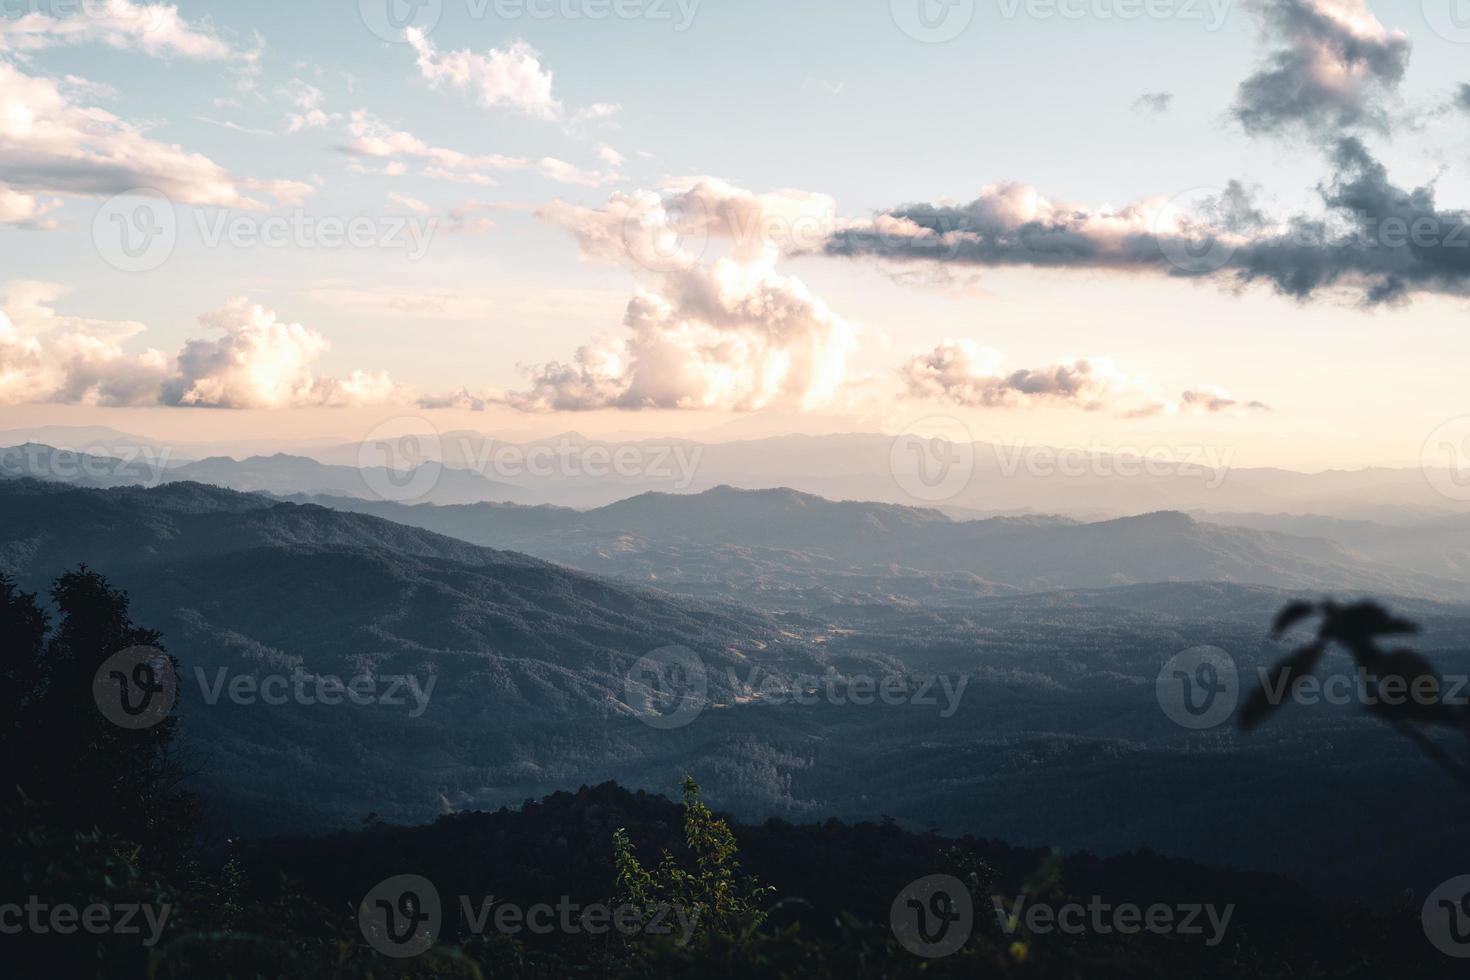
[1271,602,1316,638]
[1334,603,1420,642]
[1239,642,1325,731]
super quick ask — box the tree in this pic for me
[0,574,48,754]
[0,568,195,861]
[613,776,773,943]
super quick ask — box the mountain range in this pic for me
[4,428,1468,518]
[2,474,1468,896]
[271,485,1470,605]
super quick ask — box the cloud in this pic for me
[1230,137,1470,303]
[825,178,1260,272]
[406,29,563,121]
[162,298,404,408]
[537,157,612,187]
[823,138,1470,305]
[0,313,48,405]
[0,286,408,409]
[0,62,306,209]
[1455,83,1470,115]
[286,109,330,133]
[445,198,524,235]
[0,187,62,229]
[566,102,621,130]
[0,0,234,59]
[901,339,1268,417]
[512,180,854,411]
[900,341,1125,410]
[546,178,838,268]
[386,192,431,214]
[403,29,619,131]
[1179,387,1271,413]
[1232,0,1410,137]
[281,80,334,133]
[598,145,626,167]
[0,281,170,406]
[1133,91,1174,115]
[340,110,526,182]
[194,115,276,137]
[419,388,491,411]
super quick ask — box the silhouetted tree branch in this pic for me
[1245,600,1470,795]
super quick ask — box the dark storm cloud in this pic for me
[1455,83,1470,114]
[1231,0,1410,137]
[822,140,1470,306]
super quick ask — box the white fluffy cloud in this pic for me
[0,187,62,229]
[0,1,234,59]
[0,281,170,407]
[406,29,563,121]
[404,28,620,130]
[901,340,1126,410]
[515,180,853,411]
[0,286,406,409]
[0,62,309,210]
[162,298,403,409]
[901,339,1268,417]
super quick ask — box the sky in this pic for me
[2,0,1470,468]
